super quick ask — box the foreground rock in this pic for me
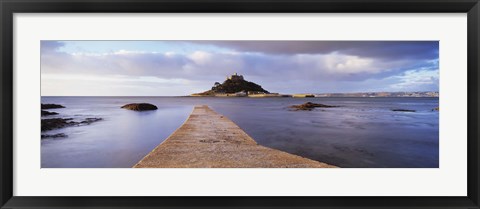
[289,102,338,111]
[41,110,59,116]
[41,103,65,109]
[80,118,102,124]
[41,118,76,131]
[392,109,416,112]
[41,117,103,131]
[121,103,158,111]
[41,133,67,139]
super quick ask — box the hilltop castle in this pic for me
[192,73,271,97]
[226,72,244,81]
[211,73,244,90]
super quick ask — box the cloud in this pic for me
[41,41,65,53]
[189,41,439,60]
[41,41,439,96]
[389,69,439,91]
[188,51,213,65]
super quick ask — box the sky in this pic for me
[41,41,439,96]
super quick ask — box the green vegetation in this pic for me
[193,73,269,96]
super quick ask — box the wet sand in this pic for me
[134,105,336,168]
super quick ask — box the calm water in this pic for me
[41,97,439,168]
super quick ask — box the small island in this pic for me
[191,73,289,97]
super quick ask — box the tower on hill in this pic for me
[227,72,244,81]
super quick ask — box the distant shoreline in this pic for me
[41,91,439,98]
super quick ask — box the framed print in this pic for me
[1,0,479,208]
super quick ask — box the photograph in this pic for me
[40,40,439,168]
[2,0,477,207]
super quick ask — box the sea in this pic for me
[41,96,439,168]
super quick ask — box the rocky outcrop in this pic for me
[121,103,158,111]
[40,103,103,137]
[289,102,338,111]
[41,104,65,109]
[41,110,59,116]
[392,109,416,112]
[80,118,103,124]
[41,118,76,131]
[41,117,103,131]
[193,74,269,96]
[41,133,68,139]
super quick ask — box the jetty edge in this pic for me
[134,105,337,168]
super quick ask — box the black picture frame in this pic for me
[1,0,479,208]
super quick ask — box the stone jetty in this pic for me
[134,105,336,168]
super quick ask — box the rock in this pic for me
[41,110,59,116]
[41,133,67,139]
[121,103,158,111]
[41,118,76,131]
[41,103,65,109]
[432,107,439,111]
[289,102,338,111]
[392,109,416,112]
[80,118,103,124]
[41,117,103,131]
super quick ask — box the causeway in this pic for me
[134,105,336,168]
